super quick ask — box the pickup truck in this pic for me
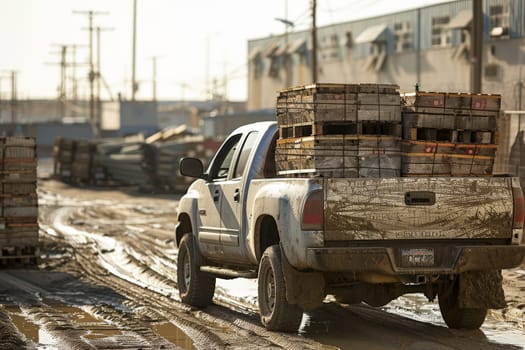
[175,121,525,332]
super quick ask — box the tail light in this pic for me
[302,190,323,230]
[511,178,524,245]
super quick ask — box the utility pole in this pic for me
[311,0,318,83]
[60,46,67,100]
[131,0,138,100]
[71,44,78,101]
[75,10,108,135]
[275,0,294,88]
[47,43,88,119]
[471,0,483,93]
[150,56,158,101]
[10,71,17,126]
[96,26,113,131]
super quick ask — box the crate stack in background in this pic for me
[275,83,402,178]
[401,92,500,176]
[71,140,95,183]
[53,137,74,180]
[0,137,38,262]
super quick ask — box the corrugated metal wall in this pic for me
[419,0,471,49]
[249,0,524,62]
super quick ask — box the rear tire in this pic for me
[258,245,303,332]
[177,234,216,307]
[438,279,487,330]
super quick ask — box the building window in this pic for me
[489,4,510,37]
[393,21,412,52]
[431,16,451,47]
[345,32,353,49]
[320,34,340,61]
[268,56,280,78]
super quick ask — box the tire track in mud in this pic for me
[43,204,327,349]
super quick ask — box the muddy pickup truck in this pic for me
[175,121,525,332]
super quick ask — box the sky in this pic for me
[0,0,451,102]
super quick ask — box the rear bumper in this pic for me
[306,245,525,274]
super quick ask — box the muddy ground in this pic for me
[0,173,524,349]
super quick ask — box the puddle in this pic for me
[154,322,196,350]
[5,306,58,348]
[6,306,39,343]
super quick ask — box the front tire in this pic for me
[258,245,303,332]
[177,234,216,307]
[438,278,487,330]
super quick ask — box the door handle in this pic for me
[213,189,220,202]
[233,188,240,202]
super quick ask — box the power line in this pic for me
[74,10,108,136]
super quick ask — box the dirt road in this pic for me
[0,177,524,349]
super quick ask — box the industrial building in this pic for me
[247,0,525,111]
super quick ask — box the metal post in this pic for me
[416,8,421,87]
[131,0,137,100]
[88,11,95,131]
[471,0,483,93]
[10,71,17,126]
[152,56,157,101]
[311,0,317,83]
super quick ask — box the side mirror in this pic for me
[180,157,204,178]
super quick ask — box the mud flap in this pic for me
[280,245,325,311]
[459,270,506,309]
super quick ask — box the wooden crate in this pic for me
[1,182,37,195]
[449,154,494,176]
[401,154,452,176]
[276,135,401,178]
[402,91,501,115]
[358,104,401,122]
[277,83,401,125]
[401,140,496,176]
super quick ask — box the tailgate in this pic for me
[324,177,513,241]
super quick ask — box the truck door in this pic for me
[220,131,259,262]
[197,134,241,260]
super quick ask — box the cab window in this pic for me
[234,131,259,178]
[209,134,241,180]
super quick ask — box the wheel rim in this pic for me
[182,246,191,291]
[264,268,276,312]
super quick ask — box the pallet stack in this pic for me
[71,140,95,183]
[401,92,500,176]
[53,137,74,180]
[0,137,38,263]
[275,83,402,178]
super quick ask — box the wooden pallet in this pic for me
[279,120,402,139]
[402,112,497,131]
[405,127,495,144]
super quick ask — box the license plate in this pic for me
[401,248,434,267]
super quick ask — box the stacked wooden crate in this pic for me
[401,92,500,176]
[0,137,38,262]
[275,83,402,178]
[71,140,94,183]
[53,137,74,180]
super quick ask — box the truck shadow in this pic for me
[300,302,522,350]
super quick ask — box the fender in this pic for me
[176,180,203,246]
[247,179,323,269]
